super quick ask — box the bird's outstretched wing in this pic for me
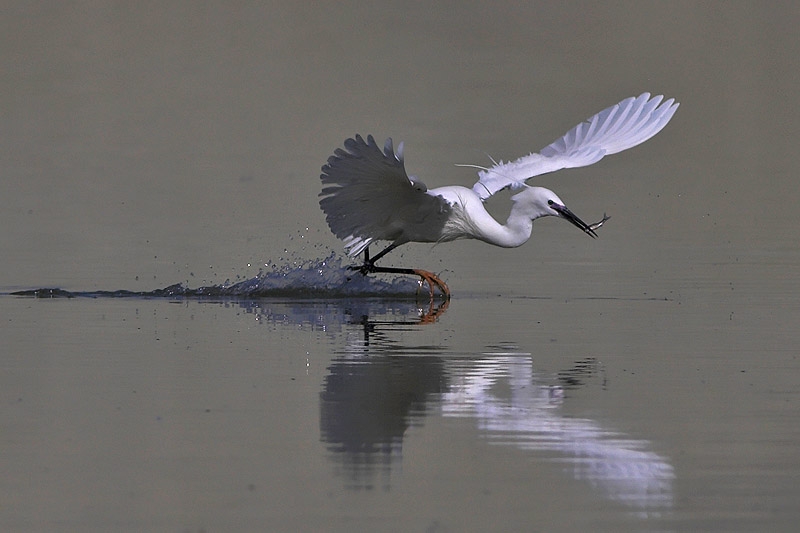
[320,134,451,256]
[472,93,679,200]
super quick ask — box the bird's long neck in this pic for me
[483,202,535,248]
[435,186,537,248]
[453,195,534,248]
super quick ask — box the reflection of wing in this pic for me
[472,93,679,200]
[320,134,451,256]
[320,355,446,490]
[441,356,674,511]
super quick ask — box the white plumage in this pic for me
[472,93,678,200]
[319,93,678,296]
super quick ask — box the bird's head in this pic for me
[512,187,598,238]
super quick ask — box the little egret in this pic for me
[320,93,678,298]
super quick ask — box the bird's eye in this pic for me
[547,200,554,206]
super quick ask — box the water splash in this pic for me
[10,252,432,299]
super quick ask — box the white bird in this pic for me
[320,93,678,298]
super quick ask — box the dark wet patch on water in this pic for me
[8,253,433,300]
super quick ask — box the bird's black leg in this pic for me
[366,243,398,265]
[347,246,374,274]
[347,243,449,299]
[347,243,399,275]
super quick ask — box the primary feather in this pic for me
[472,93,679,200]
[319,134,452,256]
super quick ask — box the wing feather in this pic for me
[320,134,451,256]
[473,93,679,200]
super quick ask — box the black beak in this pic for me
[552,203,598,239]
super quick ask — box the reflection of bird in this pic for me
[440,355,674,511]
[320,93,678,298]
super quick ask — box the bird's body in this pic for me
[428,185,547,248]
[319,93,678,297]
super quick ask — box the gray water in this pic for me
[3,2,800,531]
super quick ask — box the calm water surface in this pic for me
[3,2,800,531]
[3,270,798,531]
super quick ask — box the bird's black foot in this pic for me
[347,262,450,300]
[348,262,377,276]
